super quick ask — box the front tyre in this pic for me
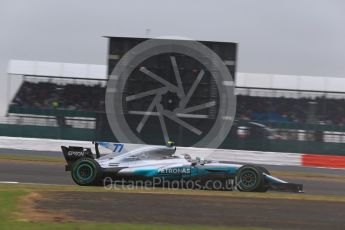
[253,166,270,192]
[236,165,264,192]
[71,158,102,186]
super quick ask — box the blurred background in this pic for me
[1,0,345,155]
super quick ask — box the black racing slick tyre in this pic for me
[71,158,102,186]
[256,166,270,175]
[253,166,270,192]
[236,165,265,192]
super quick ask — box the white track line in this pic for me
[0,181,20,184]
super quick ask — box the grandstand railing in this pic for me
[2,114,95,129]
[8,106,98,118]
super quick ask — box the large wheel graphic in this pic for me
[106,38,236,148]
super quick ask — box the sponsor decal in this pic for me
[158,168,191,174]
[67,151,85,157]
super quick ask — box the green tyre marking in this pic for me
[76,164,94,181]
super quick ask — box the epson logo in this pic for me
[158,168,191,174]
[67,151,85,157]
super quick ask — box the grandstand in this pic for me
[3,59,345,155]
[10,80,345,125]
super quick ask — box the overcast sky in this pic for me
[0,0,344,115]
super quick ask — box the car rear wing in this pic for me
[61,141,124,170]
[61,143,102,171]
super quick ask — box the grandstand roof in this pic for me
[8,60,107,80]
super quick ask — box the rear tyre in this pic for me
[236,165,264,192]
[71,158,102,186]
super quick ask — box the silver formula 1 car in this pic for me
[61,142,303,193]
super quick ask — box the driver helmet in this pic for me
[183,154,192,161]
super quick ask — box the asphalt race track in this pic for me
[0,160,74,185]
[1,158,345,195]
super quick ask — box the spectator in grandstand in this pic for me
[10,81,345,126]
[11,81,105,112]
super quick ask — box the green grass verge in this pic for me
[0,184,268,230]
[1,182,345,203]
[1,181,345,229]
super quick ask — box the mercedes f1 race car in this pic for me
[61,142,303,193]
